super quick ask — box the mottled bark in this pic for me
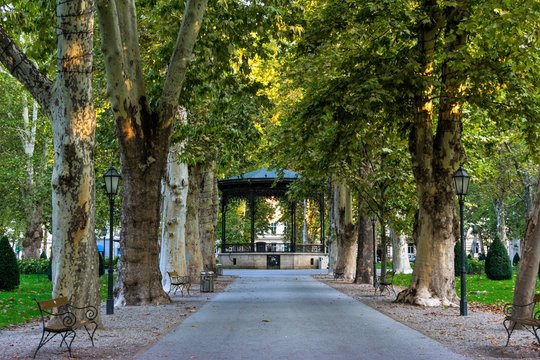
[397,1,467,307]
[513,168,540,319]
[198,162,218,271]
[391,228,412,274]
[494,198,507,246]
[185,164,204,280]
[96,0,208,305]
[0,0,100,321]
[332,181,357,280]
[20,98,45,259]
[355,213,374,284]
[160,144,189,291]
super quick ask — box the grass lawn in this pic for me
[0,274,111,329]
[393,270,539,307]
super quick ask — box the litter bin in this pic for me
[200,271,214,292]
[216,264,223,276]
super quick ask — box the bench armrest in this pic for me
[67,304,98,322]
[504,301,536,318]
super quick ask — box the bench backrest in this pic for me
[37,296,69,311]
[168,271,178,277]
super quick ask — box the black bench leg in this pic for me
[533,326,540,346]
[503,319,515,346]
[83,322,98,346]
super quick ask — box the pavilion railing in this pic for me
[222,244,324,253]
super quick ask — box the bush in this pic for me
[466,258,484,275]
[17,258,49,274]
[0,236,20,291]
[47,255,52,281]
[40,251,47,259]
[485,238,512,280]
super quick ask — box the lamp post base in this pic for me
[460,300,467,316]
[106,298,114,315]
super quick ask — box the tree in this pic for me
[0,0,100,317]
[485,237,512,280]
[0,235,20,291]
[96,0,208,305]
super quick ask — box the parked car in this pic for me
[408,254,416,262]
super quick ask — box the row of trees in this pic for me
[1,0,540,320]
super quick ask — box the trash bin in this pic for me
[216,264,223,276]
[200,271,214,292]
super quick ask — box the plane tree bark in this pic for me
[397,1,468,307]
[0,0,100,318]
[96,0,208,305]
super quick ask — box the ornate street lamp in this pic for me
[103,165,121,315]
[372,217,377,289]
[453,165,470,316]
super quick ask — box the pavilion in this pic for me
[217,168,328,270]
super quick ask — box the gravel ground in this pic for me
[1,274,539,359]
[317,275,540,360]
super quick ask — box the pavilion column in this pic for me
[291,201,296,252]
[221,195,227,253]
[250,190,255,252]
[320,193,325,253]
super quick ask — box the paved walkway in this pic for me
[136,270,467,360]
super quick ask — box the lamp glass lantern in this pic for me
[453,166,470,196]
[103,165,121,196]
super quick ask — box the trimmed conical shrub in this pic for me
[485,237,512,280]
[40,251,47,259]
[0,236,20,291]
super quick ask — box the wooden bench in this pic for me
[503,294,540,346]
[374,271,396,297]
[34,296,97,358]
[167,271,191,296]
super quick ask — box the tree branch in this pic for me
[0,25,53,116]
[159,0,208,117]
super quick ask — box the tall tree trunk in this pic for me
[391,228,412,274]
[50,0,100,319]
[185,164,204,280]
[332,181,357,279]
[513,167,540,318]
[397,1,467,307]
[355,212,374,284]
[96,0,208,305]
[160,143,189,291]
[20,96,44,259]
[0,0,100,320]
[199,162,218,271]
[494,198,508,248]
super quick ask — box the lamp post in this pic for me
[453,165,470,316]
[372,217,377,288]
[103,165,121,315]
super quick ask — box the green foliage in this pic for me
[485,238,512,280]
[0,236,20,291]
[46,255,52,281]
[17,259,48,274]
[466,259,484,275]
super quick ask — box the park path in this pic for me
[135,270,467,360]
